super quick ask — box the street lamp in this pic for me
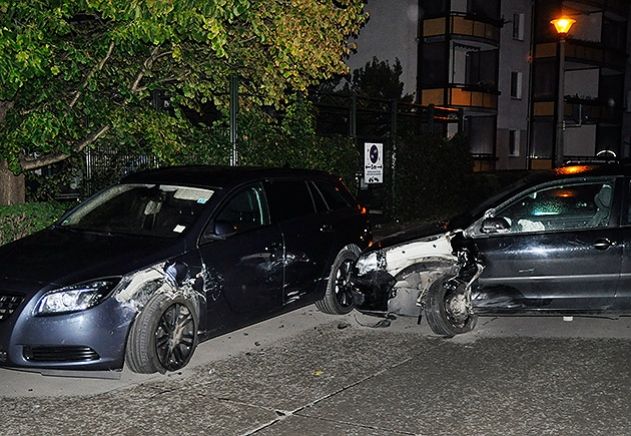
[550,16,576,167]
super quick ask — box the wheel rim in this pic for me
[155,303,195,371]
[334,259,355,308]
[444,289,470,328]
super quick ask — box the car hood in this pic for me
[0,227,185,291]
[369,222,448,252]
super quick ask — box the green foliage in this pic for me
[0,0,367,173]
[0,202,69,245]
[390,134,473,221]
[347,57,413,101]
[176,97,360,188]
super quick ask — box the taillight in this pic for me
[358,204,368,216]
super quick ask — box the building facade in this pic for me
[349,0,631,170]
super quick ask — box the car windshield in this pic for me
[59,184,215,238]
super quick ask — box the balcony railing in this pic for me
[421,84,498,110]
[534,40,626,70]
[532,97,621,124]
[423,13,501,44]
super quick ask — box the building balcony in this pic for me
[566,0,628,17]
[423,13,501,45]
[534,39,626,70]
[421,84,498,111]
[532,96,621,124]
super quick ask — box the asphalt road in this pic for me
[2,308,631,435]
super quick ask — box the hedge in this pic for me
[0,202,69,246]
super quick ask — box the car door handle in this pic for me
[593,239,616,250]
[320,224,334,233]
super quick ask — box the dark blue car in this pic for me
[0,166,370,374]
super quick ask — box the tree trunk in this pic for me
[0,101,24,205]
[0,161,25,205]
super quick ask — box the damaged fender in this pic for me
[352,231,484,318]
[114,260,211,320]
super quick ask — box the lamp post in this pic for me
[229,75,239,166]
[550,16,576,167]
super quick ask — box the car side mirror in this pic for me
[481,217,510,234]
[213,220,237,239]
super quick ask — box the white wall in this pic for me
[451,0,468,14]
[564,125,597,156]
[451,44,469,84]
[496,0,531,169]
[565,69,599,99]
[347,0,419,98]
[571,12,602,43]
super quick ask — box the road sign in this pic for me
[364,142,383,184]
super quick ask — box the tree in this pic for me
[0,0,366,204]
[347,57,414,101]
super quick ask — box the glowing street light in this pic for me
[550,17,576,36]
[550,15,576,167]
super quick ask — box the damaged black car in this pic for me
[0,166,370,374]
[352,163,631,337]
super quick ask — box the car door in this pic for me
[471,177,622,313]
[265,178,331,305]
[310,179,364,252]
[198,183,284,329]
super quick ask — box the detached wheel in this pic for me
[315,245,361,315]
[126,294,198,374]
[425,277,477,338]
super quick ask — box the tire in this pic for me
[126,293,199,374]
[315,245,362,315]
[425,277,477,338]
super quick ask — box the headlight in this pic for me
[355,252,380,275]
[34,279,120,316]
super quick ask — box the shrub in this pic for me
[0,202,69,245]
[389,133,472,221]
[175,98,360,189]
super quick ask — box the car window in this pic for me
[60,184,214,238]
[266,180,315,222]
[211,184,269,236]
[314,180,352,210]
[495,181,615,233]
[308,182,329,213]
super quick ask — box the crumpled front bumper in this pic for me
[351,270,396,314]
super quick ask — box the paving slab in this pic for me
[299,336,631,435]
[254,414,398,436]
[1,388,277,436]
[2,311,631,435]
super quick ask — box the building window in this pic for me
[509,130,521,157]
[510,71,523,99]
[513,13,525,40]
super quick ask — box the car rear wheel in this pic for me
[425,277,477,338]
[315,245,361,315]
[126,293,198,374]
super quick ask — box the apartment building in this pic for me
[349,0,631,170]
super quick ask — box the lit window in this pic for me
[509,130,521,157]
[510,71,523,99]
[513,13,525,41]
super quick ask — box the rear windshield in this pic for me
[60,184,214,238]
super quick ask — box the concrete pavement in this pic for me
[1,308,631,435]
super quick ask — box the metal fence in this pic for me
[46,92,464,203]
[83,147,159,196]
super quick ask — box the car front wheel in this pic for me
[126,293,198,374]
[315,245,361,315]
[425,277,477,338]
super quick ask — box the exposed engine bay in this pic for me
[351,230,484,323]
